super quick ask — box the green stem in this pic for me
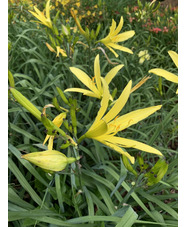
[77,134,86,144]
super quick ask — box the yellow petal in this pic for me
[149,68,178,84]
[168,50,178,68]
[110,105,162,131]
[85,120,108,138]
[89,78,110,130]
[112,30,135,43]
[94,55,102,92]
[56,46,67,57]
[70,67,99,95]
[46,42,56,53]
[103,136,163,156]
[46,0,51,21]
[111,16,124,36]
[108,43,133,54]
[109,19,116,35]
[105,45,119,57]
[53,112,66,128]
[104,80,132,123]
[97,139,135,164]
[29,10,46,24]
[43,113,66,145]
[43,134,50,145]
[64,88,100,98]
[48,136,54,150]
[105,64,124,85]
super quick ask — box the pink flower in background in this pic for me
[133,6,138,12]
[152,27,162,33]
[163,26,169,33]
[129,17,135,23]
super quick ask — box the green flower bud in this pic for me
[56,87,69,105]
[22,150,80,172]
[122,155,138,176]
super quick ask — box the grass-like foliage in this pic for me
[8,0,178,226]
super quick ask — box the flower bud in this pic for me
[22,150,80,172]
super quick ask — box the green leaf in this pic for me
[55,173,64,213]
[8,157,43,206]
[115,206,138,227]
[9,123,41,142]
[138,190,178,220]
[8,187,34,210]
[97,184,116,215]
[83,186,94,217]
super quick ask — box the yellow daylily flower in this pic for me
[138,50,150,64]
[29,0,53,29]
[78,78,163,164]
[56,46,67,57]
[98,16,135,57]
[43,112,67,145]
[149,51,178,94]
[65,54,124,100]
[46,43,67,57]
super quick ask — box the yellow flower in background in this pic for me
[70,10,86,36]
[29,0,53,29]
[138,50,150,64]
[22,149,80,172]
[149,51,178,94]
[62,0,70,6]
[79,78,162,164]
[56,46,67,57]
[98,16,135,57]
[87,10,91,16]
[46,43,67,57]
[43,112,67,145]
[64,54,124,100]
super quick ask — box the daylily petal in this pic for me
[94,55,102,92]
[70,67,100,95]
[139,57,145,64]
[85,120,108,138]
[168,51,178,68]
[43,134,50,145]
[105,45,119,57]
[48,136,54,150]
[64,88,100,98]
[111,16,123,36]
[103,136,163,156]
[112,31,135,43]
[90,78,110,128]
[53,112,66,128]
[149,68,178,83]
[109,19,117,35]
[43,112,66,145]
[108,43,133,54]
[46,42,56,53]
[104,80,132,123]
[29,10,46,24]
[97,139,135,164]
[46,0,51,21]
[56,46,67,57]
[109,105,162,132]
[105,64,124,85]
